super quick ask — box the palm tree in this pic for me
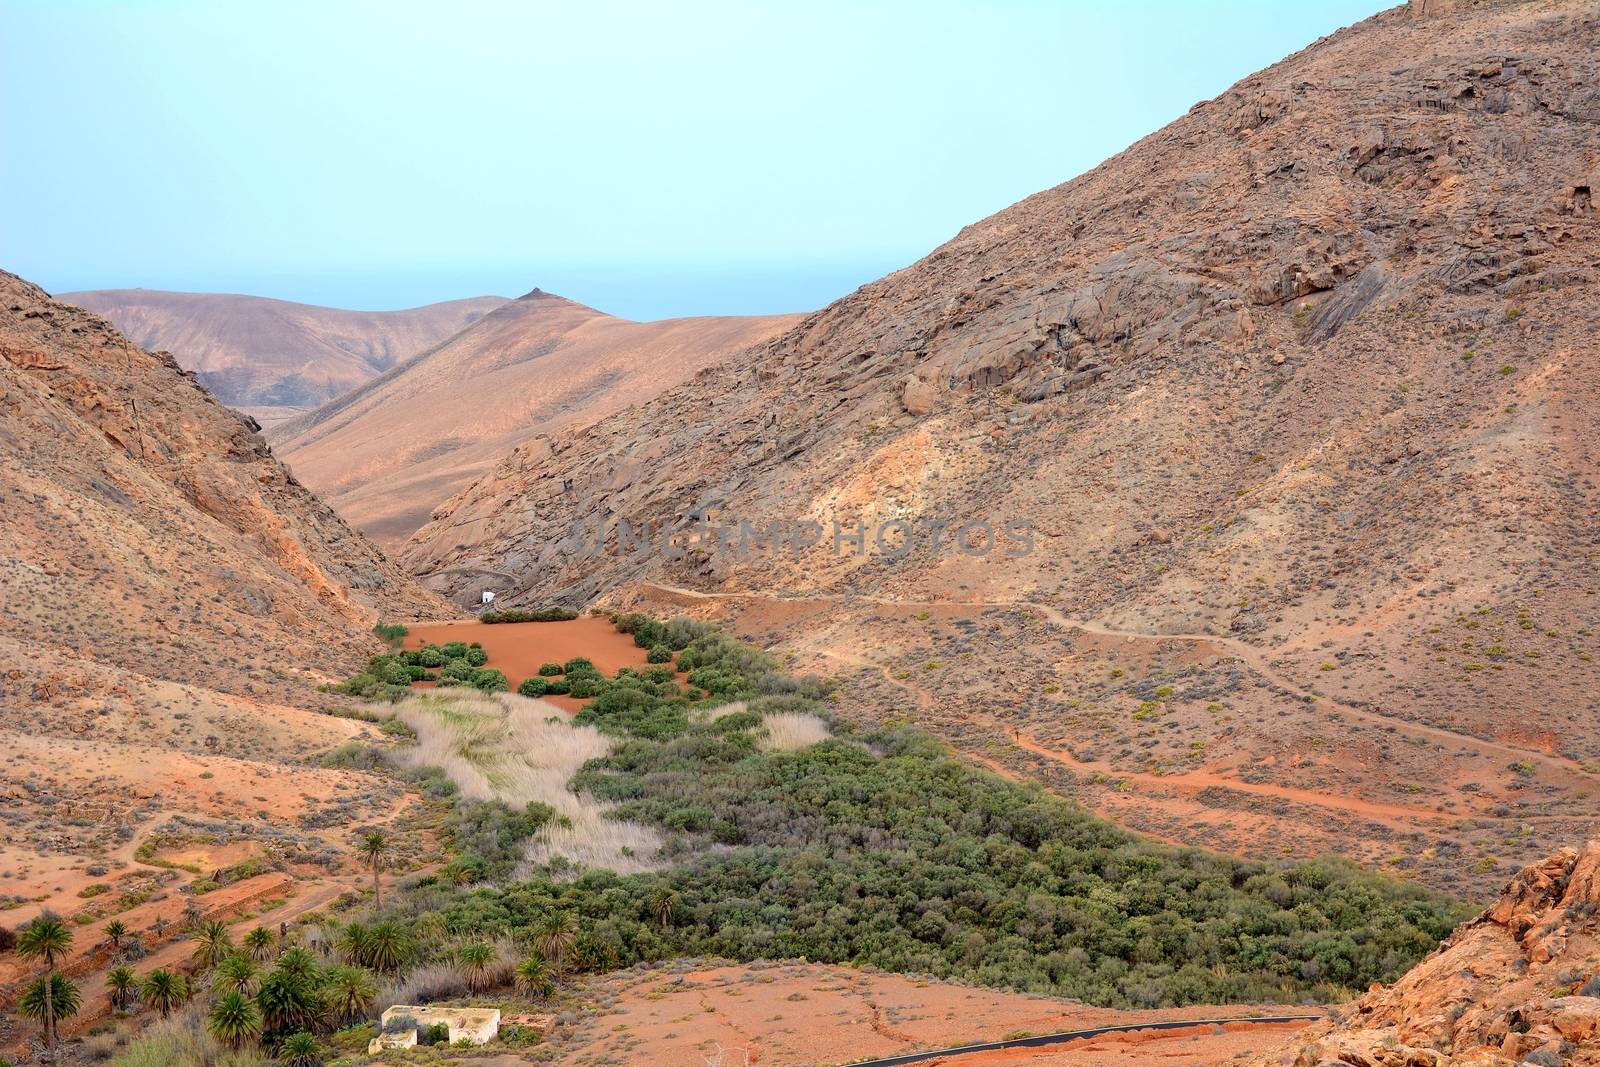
[457,942,497,993]
[278,1031,322,1067]
[139,969,188,1019]
[336,921,370,967]
[276,946,319,982]
[357,831,391,910]
[16,913,74,1048]
[648,887,679,930]
[532,912,578,970]
[257,966,319,1034]
[514,954,553,999]
[362,920,408,974]
[243,926,274,961]
[191,919,233,970]
[104,919,128,952]
[206,990,263,1049]
[106,966,138,1013]
[18,973,80,1048]
[322,964,376,1025]
[212,952,261,997]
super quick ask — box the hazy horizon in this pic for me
[4,0,1381,319]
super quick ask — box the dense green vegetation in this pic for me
[375,615,1472,1009]
[331,640,506,700]
[479,606,578,623]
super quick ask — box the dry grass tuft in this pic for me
[393,691,662,873]
[758,711,832,752]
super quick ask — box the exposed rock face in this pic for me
[269,290,800,546]
[394,0,1600,896]
[0,271,445,707]
[1258,841,1600,1066]
[60,288,508,425]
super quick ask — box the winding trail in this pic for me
[639,581,1592,782]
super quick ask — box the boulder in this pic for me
[901,374,941,415]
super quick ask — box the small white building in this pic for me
[369,1005,501,1053]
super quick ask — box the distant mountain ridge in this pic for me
[268,288,802,546]
[60,287,508,425]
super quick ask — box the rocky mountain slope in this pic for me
[0,270,444,711]
[268,289,800,545]
[60,288,506,424]
[1256,840,1600,1066]
[403,0,1600,895]
[0,271,445,1022]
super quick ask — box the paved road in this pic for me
[840,1015,1322,1067]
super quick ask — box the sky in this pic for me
[1,0,1381,320]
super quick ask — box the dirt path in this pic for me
[639,582,1593,782]
[1008,734,1452,830]
[804,633,1445,835]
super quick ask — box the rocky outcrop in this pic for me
[1259,842,1600,1066]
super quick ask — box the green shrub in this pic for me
[470,668,509,693]
[405,766,459,800]
[646,645,674,665]
[538,663,564,677]
[574,686,687,739]
[418,646,446,668]
[566,672,608,699]
[465,648,489,667]
[374,622,409,644]
[517,677,549,698]
[543,679,570,695]
[445,799,556,882]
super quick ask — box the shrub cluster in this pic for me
[333,641,506,698]
[480,607,579,624]
[442,795,559,884]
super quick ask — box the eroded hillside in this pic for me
[0,272,444,1032]
[405,0,1600,896]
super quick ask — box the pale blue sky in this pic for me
[2,1,1380,319]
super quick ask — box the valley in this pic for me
[4,0,1600,1063]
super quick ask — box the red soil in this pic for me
[404,617,656,711]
